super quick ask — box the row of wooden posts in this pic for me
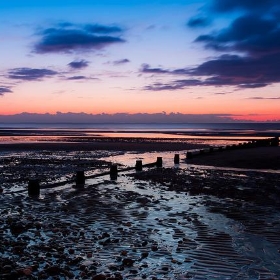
[27,156,165,197]
[186,136,279,159]
[27,137,279,196]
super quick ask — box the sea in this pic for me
[0,122,279,136]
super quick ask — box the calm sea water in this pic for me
[0,122,279,134]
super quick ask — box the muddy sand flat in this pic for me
[187,146,280,170]
[0,142,280,279]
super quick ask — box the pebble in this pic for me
[122,258,135,267]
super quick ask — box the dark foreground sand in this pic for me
[0,139,206,152]
[1,139,280,279]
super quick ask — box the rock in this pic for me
[2,265,13,273]
[22,267,32,276]
[92,274,106,280]
[151,245,158,251]
[45,265,62,276]
[120,250,127,256]
[122,258,135,267]
[68,248,75,254]
[141,252,149,259]
[10,222,26,235]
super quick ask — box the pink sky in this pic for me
[0,0,280,122]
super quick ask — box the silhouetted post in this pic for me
[28,179,40,197]
[174,154,180,164]
[76,170,85,185]
[271,136,279,146]
[110,164,118,180]
[156,157,162,167]
[135,160,143,171]
[209,147,214,153]
[186,151,193,159]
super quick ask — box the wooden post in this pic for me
[76,170,85,185]
[135,160,143,171]
[156,157,162,167]
[28,179,40,197]
[110,164,118,180]
[271,136,279,146]
[186,151,193,159]
[174,154,180,164]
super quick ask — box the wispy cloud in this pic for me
[0,87,12,95]
[66,75,97,81]
[8,68,58,81]
[246,96,280,100]
[34,23,126,54]
[112,58,130,65]
[187,16,210,28]
[66,75,88,80]
[68,59,89,69]
[84,24,123,34]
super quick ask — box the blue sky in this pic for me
[0,0,280,122]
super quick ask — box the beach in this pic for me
[0,135,280,279]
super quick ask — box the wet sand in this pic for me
[188,146,280,170]
[0,139,207,152]
[1,139,280,279]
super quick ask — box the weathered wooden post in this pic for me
[156,157,162,167]
[271,136,279,146]
[110,164,118,180]
[174,154,180,164]
[186,151,193,159]
[28,179,40,197]
[76,170,85,185]
[135,160,143,171]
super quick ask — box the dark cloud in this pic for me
[0,87,12,95]
[195,15,280,55]
[68,60,89,69]
[142,0,280,91]
[113,59,130,65]
[85,24,123,34]
[34,23,125,54]
[141,51,280,90]
[8,68,58,81]
[141,64,170,74]
[67,75,88,80]
[210,0,280,13]
[187,16,210,28]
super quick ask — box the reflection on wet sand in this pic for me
[0,134,279,279]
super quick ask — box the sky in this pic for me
[0,0,280,122]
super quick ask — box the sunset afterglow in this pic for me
[1,0,280,122]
